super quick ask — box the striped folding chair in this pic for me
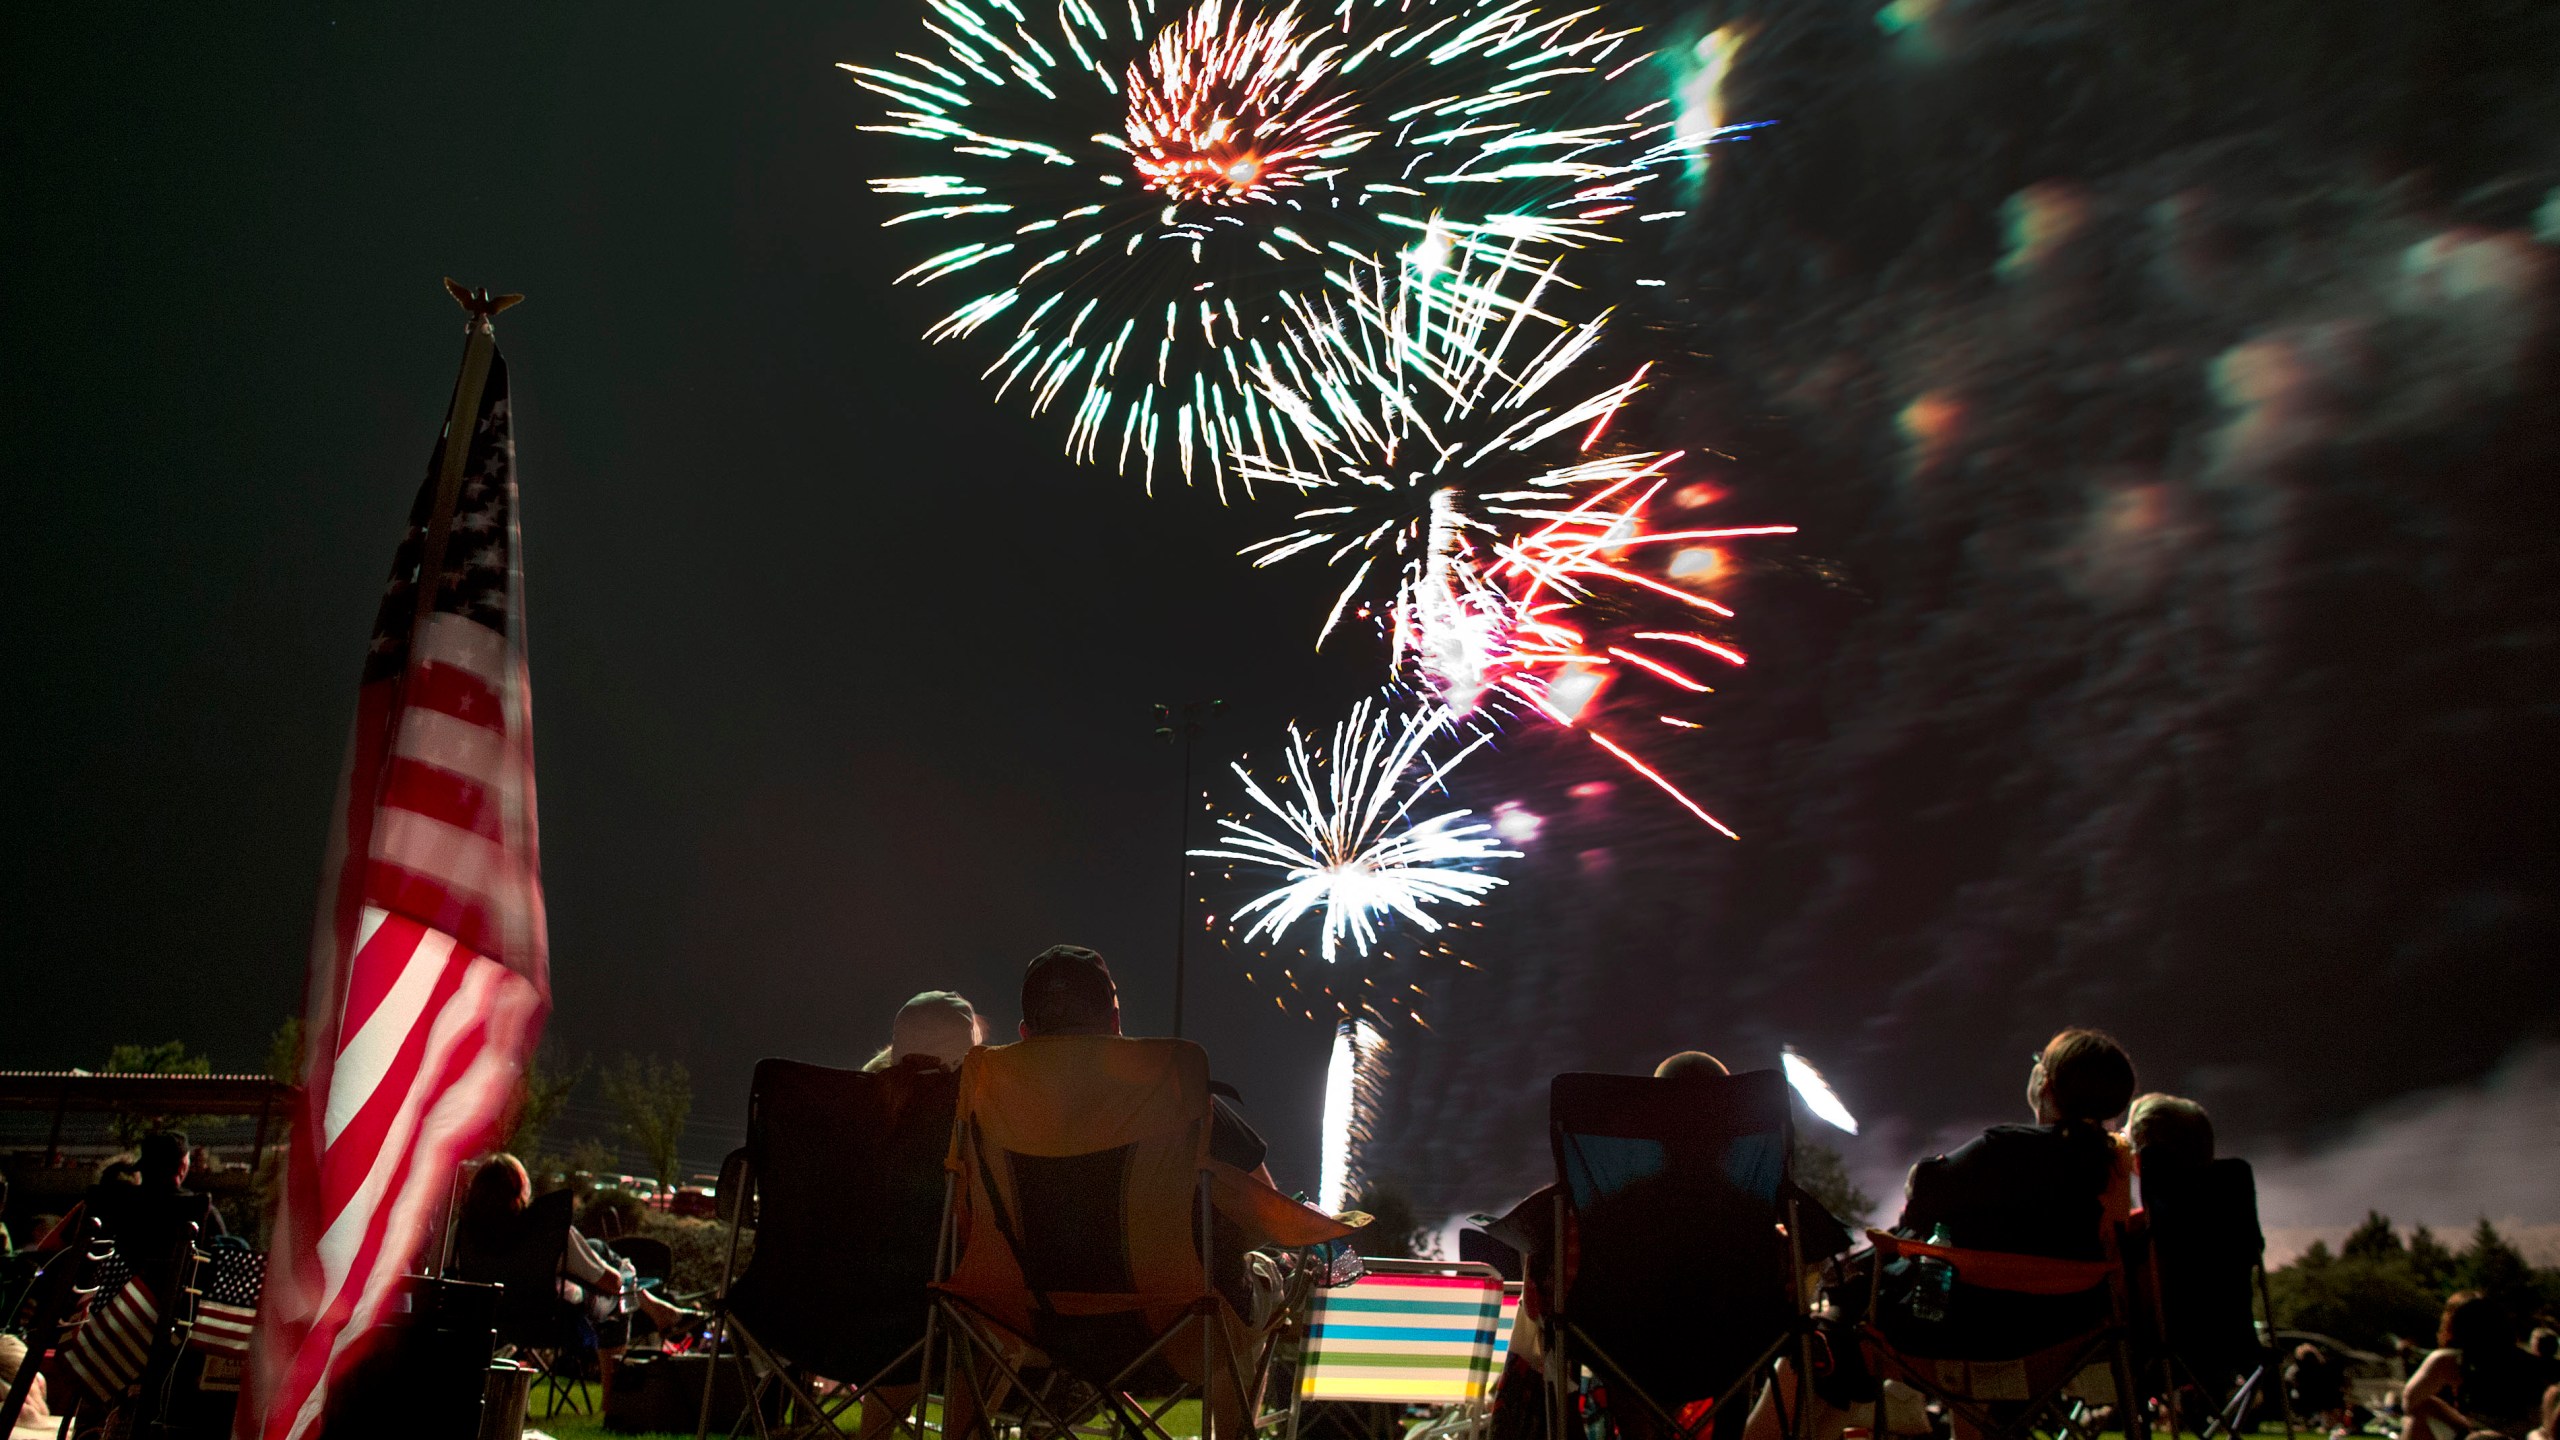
[1289,1258,1506,1440]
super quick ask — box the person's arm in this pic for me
[561,1226,623,1291]
[2402,1350,2473,1440]
[1209,1096,1276,1187]
[2102,1133,2137,1229]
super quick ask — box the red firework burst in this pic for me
[1124,1,1366,205]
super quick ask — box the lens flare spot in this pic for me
[1490,801,1545,845]
[1897,391,1964,474]
[1667,546,1728,583]
[1546,667,1607,722]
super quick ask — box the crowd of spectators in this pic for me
[8,963,2555,1440]
[363,990,2560,1440]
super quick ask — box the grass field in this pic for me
[518,1386,2311,1440]
[520,1385,1205,1440]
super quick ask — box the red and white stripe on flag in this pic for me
[241,341,549,1440]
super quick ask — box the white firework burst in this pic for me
[1192,697,1515,961]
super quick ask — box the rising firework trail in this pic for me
[1318,1018,1387,1215]
[1236,261,1794,833]
[1191,698,1515,963]
[846,0,1752,492]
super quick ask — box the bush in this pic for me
[578,1187,651,1240]
[638,1212,754,1299]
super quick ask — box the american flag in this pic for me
[59,1260,157,1408]
[242,312,550,1440]
[191,1251,265,1356]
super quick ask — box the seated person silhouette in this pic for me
[454,1155,686,1367]
[772,988,985,1440]
[941,945,1333,1439]
[1492,1050,1849,1440]
[1739,1030,2139,1440]
[1011,947,1275,1310]
[1882,1027,2137,1357]
[78,1131,224,1267]
[2127,1092,2266,1388]
[2404,1292,2560,1440]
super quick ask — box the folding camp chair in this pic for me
[2139,1157,2291,1440]
[1544,1069,1816,1440]
[1,1217,107,1434]
[34,1208,209,1436]
[1857,1228,2142,1440]
[694,1056,960,1440]
[930,1036,1350,1440]
[1289,1258,1507,1440]
[131,1211,213,1434]
[453,1186,594,1417]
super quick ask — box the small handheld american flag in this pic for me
[191,1250,266,1357]
[241,294,551,1440]
[58,1259,157,1409]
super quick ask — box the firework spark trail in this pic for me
[848,0,1757,491]
[1232,251,1652,655]
[1190,698,1516,962]
[1318,1018,1387,1215]
[1234,262,1793,832]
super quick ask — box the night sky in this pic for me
[8,2,2556,1229]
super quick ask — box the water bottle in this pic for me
[1909,1225,1957,1325]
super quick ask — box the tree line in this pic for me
[2269,1212,2558,1352]
[100,1028,701,1190]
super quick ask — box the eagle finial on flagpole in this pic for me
[442,277,524,332]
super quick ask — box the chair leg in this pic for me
[2110,1341,2143,1440]
[696,1309,730,1440]
[940,1301,1088,1440]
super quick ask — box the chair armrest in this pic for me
[1209,1160,1358,1248]
[1865,1228,2116,1296]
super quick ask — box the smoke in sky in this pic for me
[1356,0,2558,1226]
[2253,1043,2560,1262]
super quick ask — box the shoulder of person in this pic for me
[1958,1123,2058,1161]
[2411,1347,2462,1379]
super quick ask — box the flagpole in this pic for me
[416,280,518,1277]
[411,279,522,639]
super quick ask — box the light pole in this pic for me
[1154,699,1222,1038]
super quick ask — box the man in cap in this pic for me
[864,989,985,1072]
[1016,945,1271,1178]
